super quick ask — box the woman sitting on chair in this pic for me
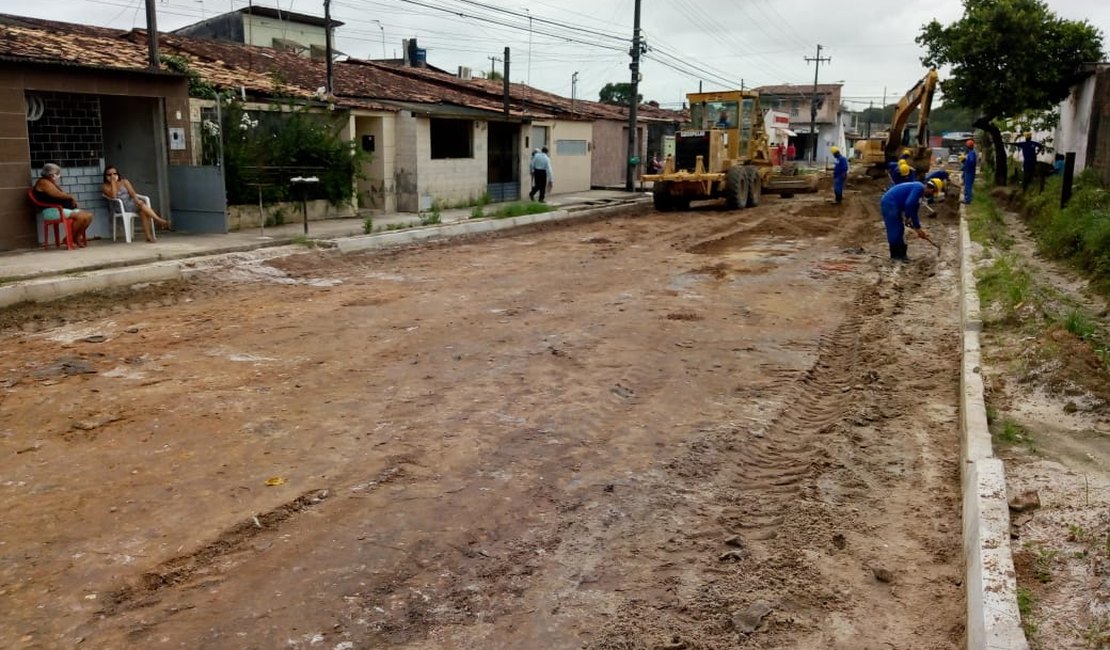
[32,163,94,248]
[101,165,171,243]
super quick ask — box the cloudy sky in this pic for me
[3,0,1107,111]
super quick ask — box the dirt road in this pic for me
[1,184,966,649]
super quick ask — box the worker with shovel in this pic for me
[879,178,942,262]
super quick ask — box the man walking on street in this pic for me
[529,147,553,202]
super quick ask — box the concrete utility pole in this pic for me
[805,44,831,162]
[372,20,386,59]
[625,0,643,192]
[502,47,511,115]
[571,71,579,112]
[489,55,502,78]
[145,0,159,68]
[324,0,334,95]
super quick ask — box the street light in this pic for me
[524,8,532,85]
[372,19,386,59]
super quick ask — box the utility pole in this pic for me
[502,47,510,115]
[489,55,502,78]
[571,71,579,112]
[526,8,533,86]
[804,44,831,163]
[625,0,643,192]
[324,0,334,95]
[867,100,873,139]
[145,0,159,68]
[372,19,386,59]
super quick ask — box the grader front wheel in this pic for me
[726,166,748,210]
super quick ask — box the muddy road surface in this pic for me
[1,186,966,649]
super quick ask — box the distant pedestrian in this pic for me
[879,179,940,262]
[830,146,848,204]
[1010,131,1045,191]
[961,139,977,204]
[529,146,553,202]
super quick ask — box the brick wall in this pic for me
[26,92,103,169]
[29,164,112,243]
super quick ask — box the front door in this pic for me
[487,121,520,202]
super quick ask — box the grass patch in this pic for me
[976,254,1033,319]
[492,201,553,219]
[470,205,485,219]
[966,191,1014,250]
[419,209,442,226]
[1021,170,1110,298]
[362,217,373,234]
[1016,586,1037,637]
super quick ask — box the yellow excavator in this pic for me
[642,90,816,211]
[854,68,939,178]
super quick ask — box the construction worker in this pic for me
[888,159,915,186]
[879,178,941,262]
[924,169,950,205]
[961,139,977,204]
[1009,131,1045,191]
[831,146,848,204]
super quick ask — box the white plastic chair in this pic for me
[106,194,153,243]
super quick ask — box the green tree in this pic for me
[599,82,642,106]
[917,0,1104,185]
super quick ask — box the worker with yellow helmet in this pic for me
[924,168,950,206]
[888,158,916,186]
[879,178,940,262]
[830,146,849,204]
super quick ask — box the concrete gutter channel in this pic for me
[0,195,1029,648]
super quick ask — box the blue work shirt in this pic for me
[880,181,927,229]
[833,153,848,179]
[961,150,977,176]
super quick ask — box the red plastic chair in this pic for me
[27,188,75,251]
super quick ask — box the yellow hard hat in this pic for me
[959,154,966,162]
[830,146,839,155]
[898,160,911,175]
[1023,131,1032,139]
[900,149,912,158]
[928,178,944,193]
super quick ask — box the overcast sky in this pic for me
[2,0,1107,111]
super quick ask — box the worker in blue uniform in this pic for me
[961,140,977,204]
[879,178,941,262]
[924,169,950,204]
[831,146,849,204]
[1010,131,1045,191]
[888,156,916,186]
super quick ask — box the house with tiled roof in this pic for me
[0,15,198,250]
[751,83,846,164]
[0,11,685,250]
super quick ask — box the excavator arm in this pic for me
[885,68,939,160]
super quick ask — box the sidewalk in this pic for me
[0,189,649,285]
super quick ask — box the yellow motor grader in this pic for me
[642,90,816,211]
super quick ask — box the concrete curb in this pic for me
[0,199,648,308]
[959,213,1028,649]
[336,200,648,255]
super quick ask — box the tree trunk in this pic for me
[973,116,1007,187]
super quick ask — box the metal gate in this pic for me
[487,121,521,202]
